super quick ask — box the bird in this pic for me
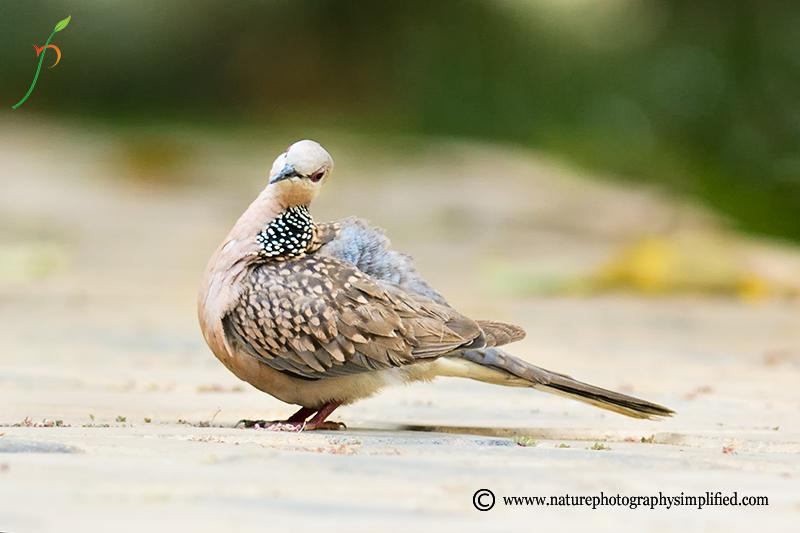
[198,140,674,431]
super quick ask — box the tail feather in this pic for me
[456,347,674,420]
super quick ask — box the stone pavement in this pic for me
[0,118,798,532]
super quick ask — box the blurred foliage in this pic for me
[2,0,799,240]
[482,232,800,300]
[591,234,768,299]
[0,242,67,282]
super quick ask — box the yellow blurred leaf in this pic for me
[0,243,68,282]
[592,234,764,298]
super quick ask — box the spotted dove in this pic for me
[198,140,674,430]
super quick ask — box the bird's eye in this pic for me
[309,168,325,182]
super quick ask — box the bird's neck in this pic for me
[255,204,317,260]
[204,187,317,285]
[222,185,317,254]
[197,188,317,339]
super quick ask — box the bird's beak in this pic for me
[270,165,300,184]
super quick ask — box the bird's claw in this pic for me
[236,419,345,432]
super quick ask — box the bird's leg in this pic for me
[302,401,345,431]
[286,406,316,423]
[236,402,345,432]
[236,406,314,429]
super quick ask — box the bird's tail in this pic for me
[441,347,673,420]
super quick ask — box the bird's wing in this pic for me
[476,320,526,347]
[222,255,481,379]
[315,221,341,247]
[316,217,451,306]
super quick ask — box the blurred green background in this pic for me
[2,0,799,241]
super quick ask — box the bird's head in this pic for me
[268,140,334,208]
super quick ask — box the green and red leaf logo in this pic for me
[13,15,71,109]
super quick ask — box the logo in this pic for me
[13,15,71,109]
[473,489,495,511]
[33,44,62,68]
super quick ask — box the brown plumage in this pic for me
[198,140,673,431]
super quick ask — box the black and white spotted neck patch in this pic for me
[255,205,316,260]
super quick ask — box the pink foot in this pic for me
[236,401,345,432]
[257,421,305,432]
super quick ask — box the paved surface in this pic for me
[1,117,798,532]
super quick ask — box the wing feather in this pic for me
[223,255,481,379]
